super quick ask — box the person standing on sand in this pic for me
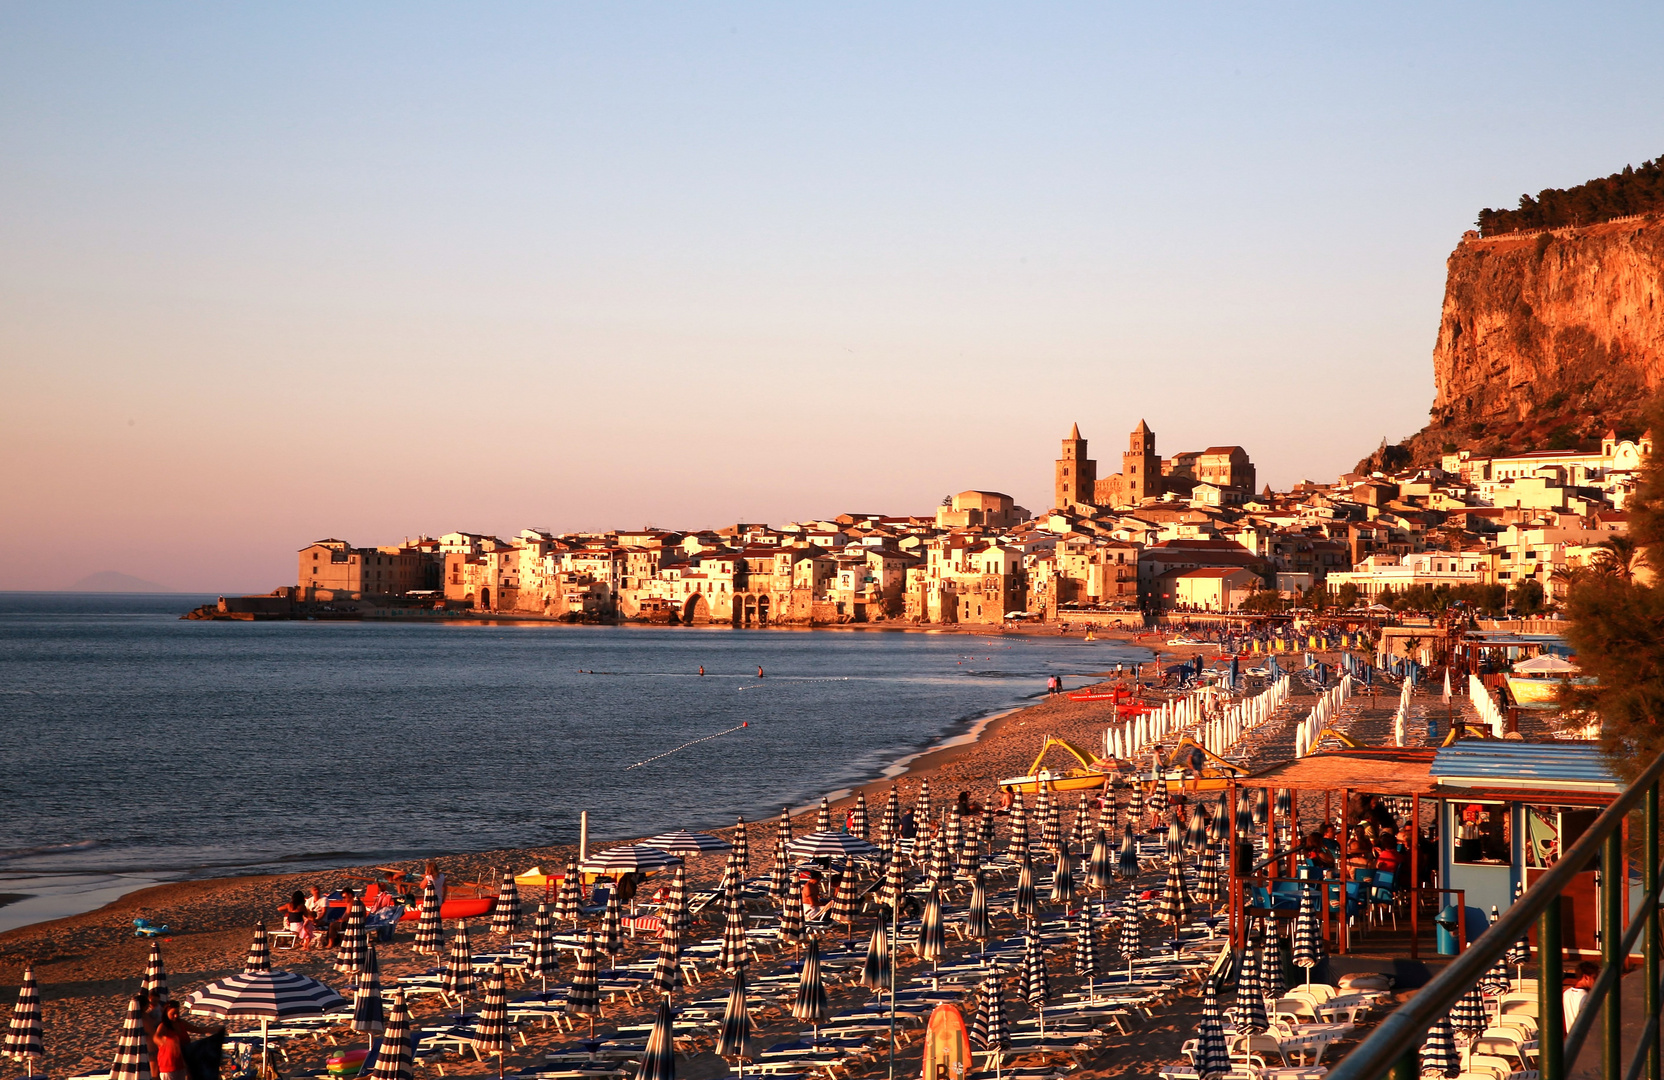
[145,999,214,1080]
[422,860,446,904]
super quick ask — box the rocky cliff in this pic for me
[1371,214,1664,470]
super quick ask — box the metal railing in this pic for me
[1328,749,1664,1080]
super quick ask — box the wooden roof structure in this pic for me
[1243,747,1438,795]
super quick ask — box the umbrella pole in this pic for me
[261,1016,270,1080]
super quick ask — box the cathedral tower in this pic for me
[1054,423,1096,509]
[1121,420,1160,503]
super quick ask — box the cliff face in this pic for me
[1387,215,1664,467]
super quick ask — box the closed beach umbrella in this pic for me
[859,922,891,991]
[917,889,945,963]
[1126,783,1144,830]
[916,780,932,829]
[554,859,582,927]
[1186,804,1210,855]
[143,940,169,1004]
[1049,846,1076,907]
[1117,822,1139,879]
[5,964,44,1073]
[966,870,991,943]
[637,997,676,1080]
[444,923,476,999]
[1251,788,1268,829]
[667,864,690,933]
[1234,796,1254,841]
[777,806,793,845]
[792,936,829,1029]
[879,850,906,910]
[1208,800,1228,845]
[1147,781,1169,830]
[1274,788,1292,825]
[565,934,601,1027]
[1071,792,1091,852]
[1087,831,1113,892]
[1117,896,1140,972]
[1482,907,1509,996]
[473,963,511,1078]
[719,892,750,974]
[1073,907,1098,982]
[366,988,413,1080]
[245,922,271,974]
[651,923,682,997]
[414,883,445,955]
[1291,883,1323,980]
[1022,933,1049,1016]
[1196,978,1231,1080]
[529,904,558,990]
[1096,790,1118,837]
[1262,936,1287,1002]
[853,792,869,838]
[1156,859,1189,928]
[1421,1014,1458,1079]
[352,945,385,1034]
[1164,821,1185,865]
[492,873,521,936]
[1195,846,1223,906]
[1233,941,1267,1035]
[980,801,996,854]
[817,797,833,834]
[1042,802,1062,852]
[831,872,860,940]
[111,994,151,1080]
[770,834,792,906]
[779,879,805,951]
[644,830,731,857]
[734,816,751,874]
[972,974,1009,1057]
[1034,784,1050,833]
[788,832,878,860]
[1007,791,1028,855]
[944,813,964,871]
[599,888,623,962]
[184,970,346,1076]
[1014,854,1038,922]
[1451,983,1487,1036]
[716,973,751,1066]
[718,848,743,897]
[927,829,950,888]
[881,789,900,850]
[336,899,368,975]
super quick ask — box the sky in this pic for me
[3,3,1663,592]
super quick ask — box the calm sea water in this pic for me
[0,593,1150,891]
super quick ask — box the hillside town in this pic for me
[255,420,1653,625]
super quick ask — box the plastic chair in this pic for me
[1369,871,1397,929]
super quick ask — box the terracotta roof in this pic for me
[1246,748,1438,795]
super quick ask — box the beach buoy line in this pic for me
[624,722,750,770]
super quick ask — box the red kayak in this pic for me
[399,897,494,921]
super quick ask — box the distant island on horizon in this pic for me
[65,571,174,593]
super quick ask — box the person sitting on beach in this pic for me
[1373,829,1402,877]
[899,809,917,840]
[278,890,316,948]
[1299,831,1335,877]
[304,885,329,922]
[1345,829,1375,874]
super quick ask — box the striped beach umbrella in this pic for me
[879,849,907,910]
[792,936,829,1029]
[336,899,368,974]
[1291,884,1322,979]
[1147,781,1169,828]
[599,887,623,962]
[1117,895,1140,972]
[881,789,900,850]
[492,872,521,936]
[651,923,682,997]
[734,816,751,874]
[1022,932,1049,1012]
[414,883,444,955]
[529,904,558,990]
[1087,830,1113,892]
[927,829,950,888]
[1049,845,1076,907]
[1071,792,1091,852]
[1117,822,1139,878]
[770,833,792,906]
[554,859,582,927]
[1164,821,1185,865]
[366,988,412,1080]
[831,872,860,940]
[1482,907,1509,996]
[1274,788,1292,826]
[1233,941,1267,1035]
[718,848,743,898]
[1251,788,1268,829]
[583,845,681,876]
[853,792,869,838]
[1234,794,1254,841]
[184,971,346,1076]
[565,933,601,1026]
[1014,854,1038,922]
[1208,799,1228,845]
[1156,859,1189,928]
[1196,977,1231,1080]
[643,830,730,857]
[1451,982,1487,1036]
[667,863,690,933]
[1126,783,1144,831]
[111,994,152,1080]
[917,888,945,963]
[860,921,891,991]
[779,878,805,951]
[1008,791,1029,855]
[1262,936,1287,1002]
[789,832,878,860]
[1186,803,1210,855]
[715,973,751,1063]
[444,922,476,998]
[1421,1014,1458,1078]
[143,940,169,1003]
[719,892,750,974]
[637,996,676,1080]
[778,805,793,845]
[473,963,512,1077]
[1033,784,1050,832]
[972,974,1009,1055]
[961,815,981,871]
[245,922,271,974]
[1073,906,1098,981]
[980,800,996,854]
[1097,789,1118,837]
[817,797,833,834]
[1041,801,1062,852]
[5,964,44,1072]
[966,870,991,943]
[352,944,386,1034]
[944,812,964,872]
[916,779,933,829]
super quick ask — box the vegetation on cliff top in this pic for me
[1478,153,1664,236]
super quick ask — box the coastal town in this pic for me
[212,419,1653,625]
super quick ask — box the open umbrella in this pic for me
[637,996,676,1080]
[853,792,869,838]
[966,870,991,944]
[831,872,860,942]
[817,798,833,834]
[1022,933,1050,1036]
[599,888,623,962]
[185,970,346,1076]
[565,933,601,1033]
[1195,977,1231,1080]
[5,964,44,1075]
[1049,846,1076,907]
[111,994,151,1080]
[1233,941,1267,1035]
[1014,854,1038,922]
[734,816,751,874]
[143,940,170,1004]
[444,922,476,1002]
[719,892,750,974]
[716,973,752,1075]
[529,903,558,992]
[1421,1014,1458,1078]
[414,883,444,955]
[582,846,681,876]
[792,936,829,1036]
[972,974,1009,1078]
[859,922,891,991]
[1117,822,1139,878]
[365,988,413,1080]
[336,899,368,975]
[644,830,731,857]
[1291,883,1323,981]
[245,923,271,973]
[651,923,682,997]
[352,945,385,1034]
[1008,792,1028,855]
[473,962,512,1079]
[917,888,945,964]
[491,873,521,937]
[788,832,878,860]
[554,859,583,927]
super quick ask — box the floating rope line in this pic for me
[625,722,750,770]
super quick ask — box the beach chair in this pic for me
[1368,871,1397,929]
[368,902,406,942]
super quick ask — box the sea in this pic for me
[0,592,1152,932]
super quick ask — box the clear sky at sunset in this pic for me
[3,3,1662,591]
